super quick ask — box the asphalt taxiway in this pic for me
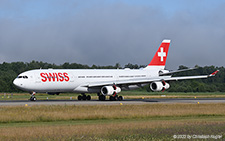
[0,98,224,106]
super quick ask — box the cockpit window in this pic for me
[18,76,28,79]
[23,76,28,79]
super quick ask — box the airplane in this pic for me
[13,39,219,101]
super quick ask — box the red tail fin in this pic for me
[148,39,170,66]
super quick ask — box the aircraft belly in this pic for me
[73,86,100,93]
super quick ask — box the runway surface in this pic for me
[0,98,224,106]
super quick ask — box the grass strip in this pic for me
[0,116,224,140]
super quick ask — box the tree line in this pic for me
[0,61,223,93]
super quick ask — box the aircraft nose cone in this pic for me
[13,79,19,87]
[13,79,22,88]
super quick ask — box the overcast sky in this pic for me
[0,0,224,69]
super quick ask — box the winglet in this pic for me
[209,70,219,77]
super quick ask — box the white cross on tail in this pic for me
[158,47,166,62]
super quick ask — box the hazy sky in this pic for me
[0,0,224,69]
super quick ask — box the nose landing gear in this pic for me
[30,92,37,101]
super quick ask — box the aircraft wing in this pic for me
[159,67,197,76]
[86,77,166,87]
[85,70,219,87]
[161,70,219,82]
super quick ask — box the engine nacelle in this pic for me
[101,86,121,96]
[150,81,170,92]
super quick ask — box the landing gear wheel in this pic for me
[109,96,115,101]
[99,95,106,101]
[86,95,91,100]
[114,95,118,101]
[78,95,82,100]
[118,96,123,101]
[30,96,37,101]
[82,95,87,100]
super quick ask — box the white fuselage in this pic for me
[13,39,171,96]
[13,68,160,94]
[12,40,217,100]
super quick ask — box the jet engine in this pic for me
[150,81,170,92]
[101,86,121,96]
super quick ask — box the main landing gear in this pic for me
[30,92,37,101]
[109,95,123,101]
[99,95,106,101]
[77,93,91,101]
[99,94,124,101]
